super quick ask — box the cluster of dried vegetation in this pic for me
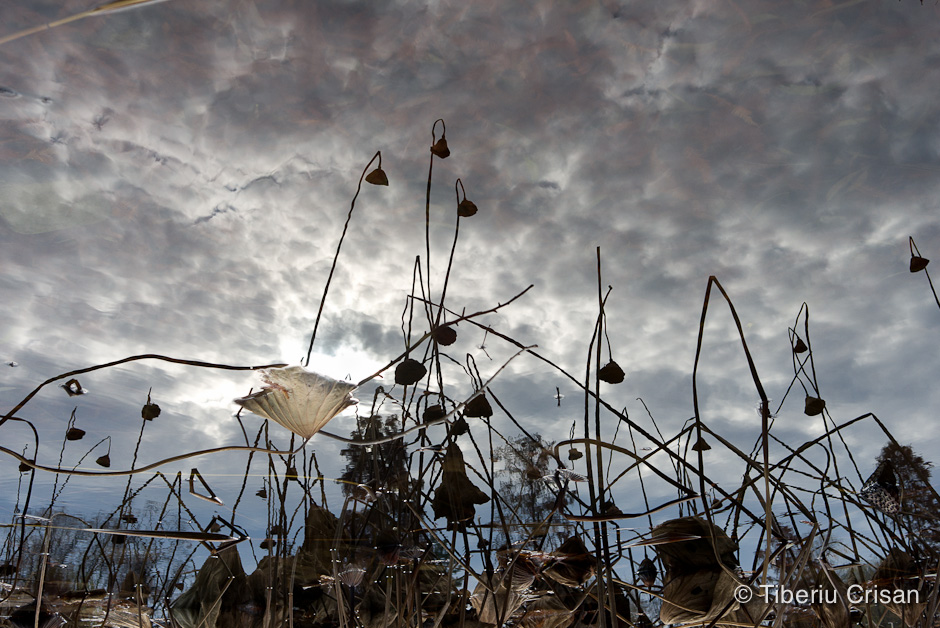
[2,119,940,628]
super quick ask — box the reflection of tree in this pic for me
[492,433,571,549]
[339,415,426,562]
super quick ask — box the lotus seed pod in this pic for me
[395,358,427,386]
[598,360,625,384]
[464,393,492,418]
[141,402,161,420]
[66,427,85,441]
[96,454,111,468]
[910,256,929,272]
[365,168,388,186]
[793,338,808,353]
[430,137,450,158]
[448,416,470,436]
[457,199,478,217]
[691,436,711,451]
[433,324,458,346]
[423,404,446,422]
[804,395,826,416]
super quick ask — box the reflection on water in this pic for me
[2,292,938,628]
[4,2,940,627]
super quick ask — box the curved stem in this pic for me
[305,151,382,366]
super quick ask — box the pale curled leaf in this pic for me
[234,366,358,439]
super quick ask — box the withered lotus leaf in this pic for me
[804,395,826,416]
[598,360,625,384]
[651,517,738,574]
[394,358,427,386]
[234,367,358,439]
[338,566,366,588]
[638,557,658,587]
[432,443,489,529]
[910,256,929,272]
[543,536,595,587]
[464,393,492,418]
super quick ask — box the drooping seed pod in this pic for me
[598,360,625,384]
[365,168,388,186]
[96,454,111,468]
[793,338,808,353]
[433,325,457,346]
[464,393,492,418]
[141,402,161,420]
[448,416,469,436]
[423,404,446,422]
[910,256,929,272]
[66,427,85,441]
[457,199,478,218]
[691,436,711,452]
[430,137,450,158]
[395,358,427,386]
[804,395,826,416]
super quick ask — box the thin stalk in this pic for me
[305,151,383,366]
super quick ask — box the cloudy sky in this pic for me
[1,0,939,557]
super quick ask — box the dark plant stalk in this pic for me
[910,236,940,310]
[0,354,286,429]
[305,151,383,367]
